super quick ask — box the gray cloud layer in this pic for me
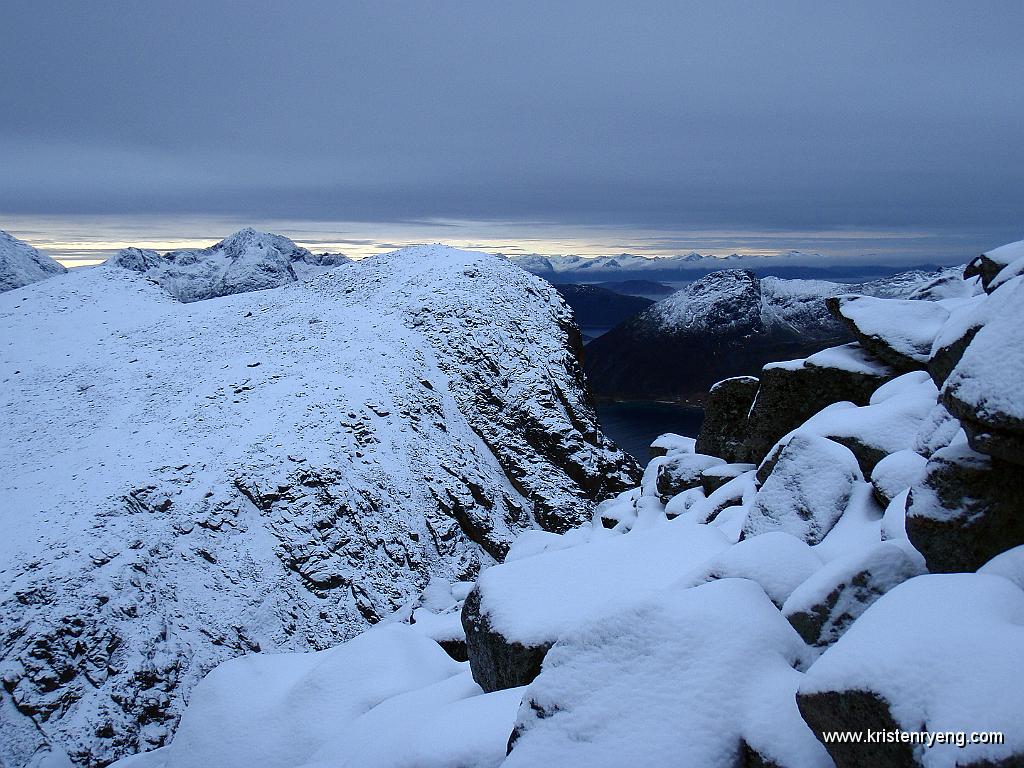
[2,1,1022,238]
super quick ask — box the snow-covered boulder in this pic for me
[648,432,695,457]
[870,449,928,507]
[505,579,831,768]
[461,524,730,692]
[0,245,638,766]
[798,574,1024,767]
[0,229,66,292]
[964,238,1024,292]
[941,277,1024,465]
[782,542,925,649]
[744,433,863,545]
[108,623,522,768]
[694,375,759,462]
[654,452,725,502]
[107,228,351,302]
[677,532,822,607]
[905,442,1024,573]
[744,343,895,462]
[826,294,949,372]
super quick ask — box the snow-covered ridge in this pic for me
[0,229,66,293]
[111,239,1024,768]
[107,228,352,302]
[0,243,637,766]
[509,250,825,275]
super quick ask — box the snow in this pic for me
[800,573,1024,767]
[804,342,893,375]
[983,238,1024,269]
[109,624,521,768]
[871,449,927,503]
[0,243,635,765]
[978,545,1024,592]
[676,532,822,606]
[106,228,351,302]
[744,433,862,545]
[504,579,830,768]
[833,294,949,364]
[473,523,730,646]
[649,433,695,455]
[0,229,67,292]
[709,375,758,393]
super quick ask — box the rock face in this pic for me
[743,434,862,545]
[905,444,1024,573]
[695,376,759,462]
[0,244,638,766]
[0,229,67,292]
[743,344,895,463]
[107,228,352,302]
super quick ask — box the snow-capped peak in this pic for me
[0,229,67,293]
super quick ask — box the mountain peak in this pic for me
[0,230,67,293]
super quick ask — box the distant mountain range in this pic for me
[509,252,947,283]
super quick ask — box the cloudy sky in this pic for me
[2,1,1022,264]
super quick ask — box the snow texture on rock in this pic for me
[744,433,863,545]
[827,294,949,371]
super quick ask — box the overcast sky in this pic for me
[2,1,1022,262]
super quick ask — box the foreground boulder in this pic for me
[744,344,895,463]
[782,542,925,648]
[461,524,730,692]
[506,580,830,768]
[654,452,725,502]
[826,295,948,372]
[0,229,66,292]
[905,443,1024,573]
[964,238,1024,292]
[695,375,759,462]
[744,433,863,545]
[798,574,1024,767]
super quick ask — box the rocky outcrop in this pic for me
[743,434,862,545]
[0,244,638,766]
[905,444,1024,573]
[782,542,925,648]
[700,463,756,495]
[744,344,895,463]
[107,228,351,302]
[0,229,66,292]
[695,376,759,462]
[964,239,1024,292]
[826,295,948,372]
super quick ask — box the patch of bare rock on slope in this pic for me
[0,238,638,766]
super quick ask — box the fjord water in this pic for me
[595,401,704,461]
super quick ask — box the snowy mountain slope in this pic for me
[0,245,637,766]
[116,243,1024,768]
[107,228,351,302]
[585,268,957,401]
[0,230,67,292]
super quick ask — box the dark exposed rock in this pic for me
[798,689,916,768]
[964,253,1004,290]
[905,444,1024,573]
[436,638,468,662]
[782,542,925,648]
[696,376,760,462]
[655,453,726,502]
[461,588,552,693]
[744,344,895,464]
